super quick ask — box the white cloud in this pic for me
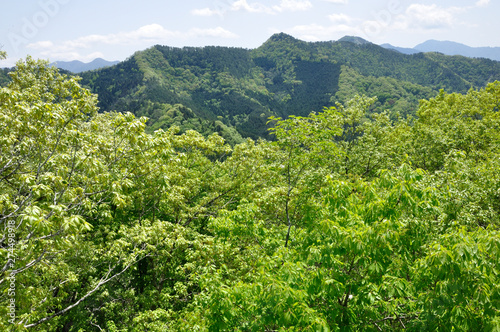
[476,0,490,7]
[328,13,352,24]
[286,22,362,41]
[350,3,476,41]
[231,0,274,14]
[273,0,313,12]
[191,0,312,17]
[322,0,348,4]
[191,7,220,17]
[187,27,239,39]
[291,3,470,43]
[28,24,237,50]
[404,4,456,29]
[26,24,238,61]
[395,4,466,30]
[28,40,55,49]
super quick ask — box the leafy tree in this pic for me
[409,82,500,171]
[0,57,169,330]
[269,105,343,247]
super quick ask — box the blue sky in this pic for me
[1,0,498,67]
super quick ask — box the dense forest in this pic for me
[0,67,10,86]
[77,33,500,141]
[1,41,500,331]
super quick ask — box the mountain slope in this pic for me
[380,43,419,55]
[0,68,10,86]
[79,33,500,140]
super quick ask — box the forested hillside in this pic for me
[79,33,500,140]
[1,55,500,331]
[0,68,10,86]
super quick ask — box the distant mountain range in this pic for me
[50,58,119,73]
[50,39,500,75]
[381,40,500,61]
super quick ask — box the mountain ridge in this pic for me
[51,58,119,73]
[78,33,500,141]
[381,39,500,61]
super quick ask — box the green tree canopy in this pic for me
[1,58,500,331]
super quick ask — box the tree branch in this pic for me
[23,253,146,329]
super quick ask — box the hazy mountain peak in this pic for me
[268,32,300,43]
[382,40,500,61]
[338,36,371,45]
[414,39,464,50]
[51,58,120,73]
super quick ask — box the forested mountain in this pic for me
[0,67,10,86]
[79,33,500,141]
